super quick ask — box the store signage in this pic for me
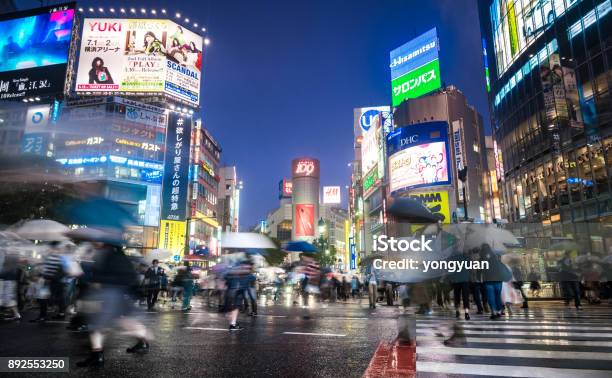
[292,158,320,178]
[125,106,167,128]
[115,138,161,151]
[295,203,315,237]
[160,113,192,221]
[323,186,341,204]
[279,179,292,199]
[65,136,104,146]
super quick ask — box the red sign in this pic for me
[283,180,293,196]
[295,204,315,237]
[292,158,320,178]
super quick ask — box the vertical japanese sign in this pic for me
[160,112,192,221]
[452,120,464,201]
[295,204,314,237]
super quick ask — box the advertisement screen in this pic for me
[160,113,192,221]
[0,4,75,100]
[76,18,202,105]
[387,121,451,192]
[295,204,315,237]
[279,179,292,199]
[323,186,341,204]
[390,28,441,106]
[490,0,579,78]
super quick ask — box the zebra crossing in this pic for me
[414,303,612,377]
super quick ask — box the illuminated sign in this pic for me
[408,190,451,224]
[390,28,441,106]
[353,106,390,138]
[125,106,167,127]
[201,160,215,176]
[76,18,203,105]
[279,179,293,199]
[56,156,107,165]
[158,220,186,257]
[295,204,315,237]
[387,121,451,192]
[0,4,75,100]
[482,38,491,93]
[65,136,104,146]
[115,138,161,151]
[391,58,441,106]
[292,158,320,178]
[363,168,379,194]
[160,113,192,221]
[323,186,341,204]
[389,27,438,80]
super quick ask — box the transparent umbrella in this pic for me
[12,219,70,241]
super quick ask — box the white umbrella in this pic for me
[143,249,173,264]
[13,219,70,241]
[462,224,519,252]
[221,232,275,249]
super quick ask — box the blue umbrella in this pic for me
[61,196,136,229]
[282,240,318,253]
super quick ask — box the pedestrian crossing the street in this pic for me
[415,304,612,377]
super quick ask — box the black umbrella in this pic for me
[387,197,442,223]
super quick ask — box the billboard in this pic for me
[353,106,391,139]
[0,3,75,100]
[390,28,441,106]
[292,158,320,178]
[279,179,292,199]
[160,113,192,221]
[76,18,202,105]
[295,204,315,237]
[158,219,186,257]
[387,121,451,192]
[408,191,451,224]
[323,186,341,204]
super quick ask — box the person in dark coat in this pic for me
[448,252,472,320]
[480,244,511,319]
[144,260,163,310]
[558,251,582,310]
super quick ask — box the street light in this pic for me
[318,218,326,234]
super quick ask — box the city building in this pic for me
[479,0,612,252]
[0,5,213,261]
[484,135,503,222]
[291,157,320,241]
[188,122,222,259]
[319,204,349,270]
[392,85,491,223]
[218,166,242,233]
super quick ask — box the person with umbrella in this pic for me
[558,250,582,310]
[480,243,511,319]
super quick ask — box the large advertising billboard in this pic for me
[390,28,441,106]
[295,204,315,237]
[160,113,192,221]
[76,18,202,106]
[0,3,75,100]
[387,121,451,192]
[408,190,451,224]
[353,106,391,139]
[292,158,320,179]
[158,219,187,257]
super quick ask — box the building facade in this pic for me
[218,166,241,233]
[479,0,612,252]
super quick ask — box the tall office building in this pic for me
[479,0,612,251]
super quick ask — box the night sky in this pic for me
[78,0,490,229]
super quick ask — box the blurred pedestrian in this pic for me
[0,254,22,321]
[223,259,251,331]
[175,262,194,312]
[77,241,151,368]
[351,276,360,299]
[366,269,377,309]
[144,259,163,310]
[448,252,471,320]
[480,244,510,319]
[558,251,582,310]
[511,265,529,309]
[246,271,257,316]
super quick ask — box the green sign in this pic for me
[363,168,378,193]
[391,58,441,106]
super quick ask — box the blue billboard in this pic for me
[386,121,451,192]
[0,3,75,100]
[389,27,439,81]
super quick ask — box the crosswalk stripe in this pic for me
[283,332,346,337]
[417,335,612,347]
[416,361,612,377]
[414,305,612,377]
[417,345,612,360]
